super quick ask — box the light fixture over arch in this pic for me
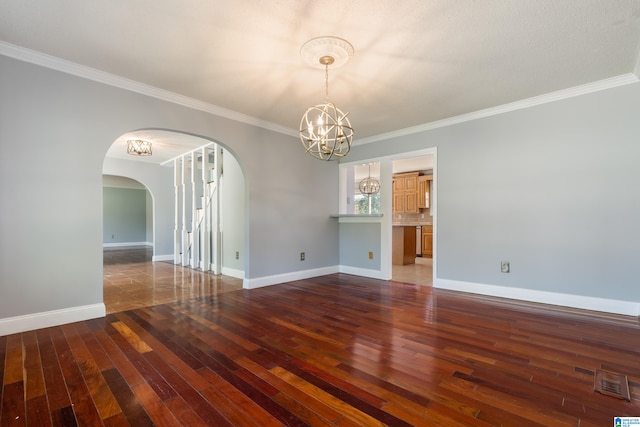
[127,139,152,156]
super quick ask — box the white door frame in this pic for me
[384,147,437,283]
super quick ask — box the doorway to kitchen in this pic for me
[391,152,435,286]
[337,148,436,286]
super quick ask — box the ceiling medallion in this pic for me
[299,36,354,161]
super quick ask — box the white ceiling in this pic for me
[2,1,640,163]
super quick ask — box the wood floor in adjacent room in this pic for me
[1,249,639,426]
[103,246,243,314]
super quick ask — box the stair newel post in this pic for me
[181,154,189,267]
[174,158,181,265]
[201,146,211,271]
[190,151,199,269]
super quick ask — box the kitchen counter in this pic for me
[392,222,432,227]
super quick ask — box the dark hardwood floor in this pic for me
[2,266,639,425]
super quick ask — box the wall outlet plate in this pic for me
[300,252,305,261]
[501,261,510,273]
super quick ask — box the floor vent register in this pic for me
[594,369,631,401]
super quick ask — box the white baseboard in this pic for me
[103,242,151,248]
[221,267,245,280]
[435,279,640,317]
[243,266,340,289]
[339,265,388,280]
[0,303,106,336]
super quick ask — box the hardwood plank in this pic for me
[1,381,26,427]
[102,368,154,427]
[104,320,178,402]
[92,328,146,387]
[3,335,22,385]
[61,324,122,421]
[50,405,78,427]
[114,312,210,391]
[35,329,72,413]
[110,321,153,354]
[235,356,352,426]
[138,352,231,426]
[21,331,46,401]
[72,322,114,372]
[164,396,209,427]
[102,412,131,427]
[131,382,183,427]
[48,327,103,427]
[270,366,386,427]
[198,366,299,427]
[298,357,455,426]
[282,360,413,427]
[25,394,53,427]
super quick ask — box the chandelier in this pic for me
[127,139,152,156]
[359,163,380,195]
[299,37,354,161]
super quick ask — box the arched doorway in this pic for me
[102,175,153,251]
[101,129,246,313]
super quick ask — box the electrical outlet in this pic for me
[368,251,373,259]
[235,251,239,260]
[300,252,305,261]
[111,234,115,239]
[501,261,510,273]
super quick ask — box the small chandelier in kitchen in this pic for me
[299,37,354,161]
[127,139,152,156]
[359,163,380,195]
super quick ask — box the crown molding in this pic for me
[355,73,640,146]
[3,41,638,146]
[0,41,298,138]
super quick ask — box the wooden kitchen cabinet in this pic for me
[418,175,432,209]
[421,225,433,258]
[392,172,420,214]
[393,192,405,213]
[393,177,404,193]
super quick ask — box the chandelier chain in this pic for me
[325,63,329,101]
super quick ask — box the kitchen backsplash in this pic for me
[393,208,432,224]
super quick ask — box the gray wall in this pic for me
[345,83,640,303]
[146,191,153,243]
[0,54,338,322]
[339,223,381,270]
[103,158,175,257]
[103,187,148,244]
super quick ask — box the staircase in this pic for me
[174,144,222,273]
